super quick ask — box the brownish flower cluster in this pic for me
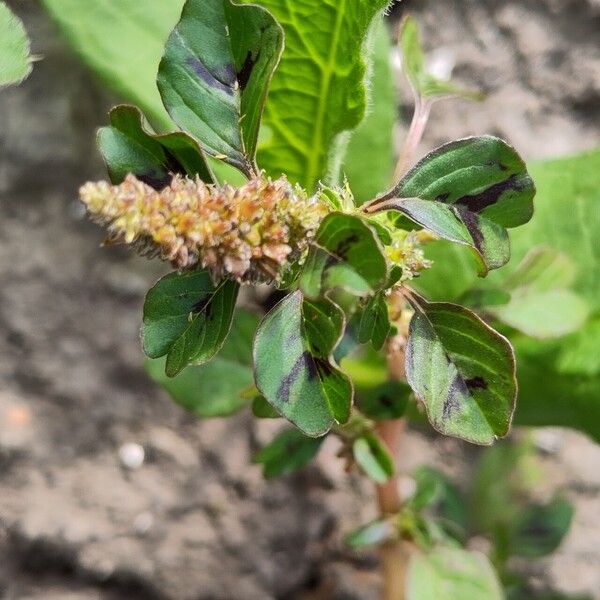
[79,174,330,283]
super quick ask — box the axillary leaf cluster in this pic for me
[78,0,535,452]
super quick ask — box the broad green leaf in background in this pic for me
[142,270,239,377]
[514,331,600,442]
[511,151,600,440]
[98,105,212,187]
[508,498,574,559]
[158,0,284,177]
[489,247,589,339]
[253,291,352,437]
[247,0,389,192]
[352,433,394,484]
[145,309,258,417]
[405,297,517,445]
[343,19,396,203]
[0,1,32,87]
[300,213,388,299]
[406,547,503,600]
[40,0,185,128]
[253,428,324,479]
[493,289,588,340]
[358,292,392,351]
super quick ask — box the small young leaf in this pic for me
[407,547,503,600]
[405,296,517,445]
[158,0,284,176]
[145,309,258,417]
[300,213,388,299]
[345,519,395,550]
[358,380,411,421]
[358,292,391,351]
[0,2,32,87]
[399,16,482,102]
[98,105,212,187]
[410,467,469,539]
[253,428,323,479]
[253,291,353,437]
[368,197,510,276]
[353,433,394,484]
[508,498,574,559]
[142,270,239,377]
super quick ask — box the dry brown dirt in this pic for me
[1,1,599,598]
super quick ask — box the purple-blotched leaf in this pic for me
[404,293,517,445]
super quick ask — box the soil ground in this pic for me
[1,1,599,598]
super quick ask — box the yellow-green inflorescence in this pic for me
[80,174,330,283]
[79,173,433,285]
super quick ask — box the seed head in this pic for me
[79,174,330,283]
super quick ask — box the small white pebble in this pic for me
[398,475,417,501]
[534,428,564,455]
[119,442,145,469]
[134,511,154,535]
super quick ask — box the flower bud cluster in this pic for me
[79,174,330,283]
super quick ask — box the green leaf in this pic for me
[513,329,600,442]
[399,16,482,102]
[98,105,212,187]
[343,19,396,203]
[249,0,389,192]
[253,291,353,437]
[251,394,280,419]
[345,519,394,549]
[358,380,411,421]
[515,151,600,310]
[158,0,283,176]
[368,197,510,276]
[375,136,535,229]
[142,270,239,377]
[353,433,394,484]
[410,468,468,537]
[300,213,388,299]
[0,2,32,87]
[40,0,185,129]
[493,289,589,339]
[509,151,600,438]
[405,296,517,445]
[484,247,589,339]
[358,292,391,351]
[413,150,600,440]
[406,547,503,600]
[508,498,574,559]
[253,428,323,479]
[145,309,258,417]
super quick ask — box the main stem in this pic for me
[373,93,433,598]
[376,342,410,600]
